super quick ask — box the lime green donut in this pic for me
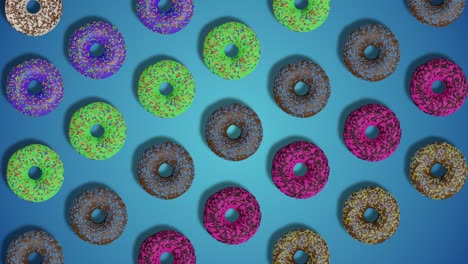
[273,0,331,32]
[7,144,64,202]
[138,60,195,118]
[203,21,261,80]
[68,102,127,160]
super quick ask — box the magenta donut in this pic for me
[410,58,468,116]
[271,141,329,199]
[138,230,196,264]
[203,186,261,245]
[343,104,402,161]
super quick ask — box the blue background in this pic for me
[1,0,468,263]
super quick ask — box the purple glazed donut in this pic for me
[410,58,467,116]
[271,141,329,199]
[136,0,194,34]
[68,20,126,79]
[6,58,63,117]
[138,230,196,264]
[203,186,261,245]
[343,104,402,162]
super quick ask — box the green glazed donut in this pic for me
[203,21,261,80]
[7,144,64,202]
[138,60,195,118]
[273,0,331,32]
[68,102,127,160]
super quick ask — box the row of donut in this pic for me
[5,0,465,38]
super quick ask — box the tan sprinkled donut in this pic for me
[5,0,63,36]
[342,186,400,244]
[272,228,330,264]
[410,141,467,200]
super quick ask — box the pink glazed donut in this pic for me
[271,141,329,199]
[343,104,401,162]
[138,230,196,264]
[410,58,468,116]
[203,186,261,245]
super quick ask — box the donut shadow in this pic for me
[335,181,383,232]
[1,139,50,187]
[266,223,314,262]
[132,55,180,103]
[404,53,451,103]
[197,181,240,228]
[1,225,46,263]
[132,224,181,261]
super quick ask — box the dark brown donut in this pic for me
[407,0,466,27]
[205,103,263,161]
[69,187,127,245]
[343,23,400,82]
[273,60,331,118]
[6,230,63,264]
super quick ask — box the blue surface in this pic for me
[1,0,467,263]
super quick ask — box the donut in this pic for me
[68,102,127,160]
[271,141,329,199]
[272,228,329,264]
[137,141,194,199]
[6,58,64,117]
[203,186,261,245]
[137,60,195,118]
[272,0,331,32]
[6,230,63,264]
[136,0,194,34]
[342,186,400,244]
[5,0,62,36]
[203,21,261,80]
[407,0,466,27]
[343,103,402,162]
[410,142,467,200]
[69,187,127,245]
[7,144,64,202]
[410,58,468,116]
[273,60,330,118]
[205,103,263,161]
[343,23,400,82]
[68,20,126,79]
[138,230,196,264]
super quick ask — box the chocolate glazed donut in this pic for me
[343,24,400,82]
[7,230,63,264]
[407,0,466,27]
[205,103,263,161]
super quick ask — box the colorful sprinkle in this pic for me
[138,230,196,264]
[273,0,331,32]
[136,0,194,34]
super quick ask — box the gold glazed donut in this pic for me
[342,186,400,244]
[410,142,467,200]
[5,0,63,36]
[272,228,329,264]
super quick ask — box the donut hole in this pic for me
[225,208,240,223]
[158,0,173,13]
[294,81,310,96]
[294,0,309,10]
[159,82,174,96]
[363,208,379,223]
[28,166,42,180]
[365,126,380,140]
[90,43,105,58]
[293,250,309,264]
[431,80,446,94]
[293,163,308,177]
[224,44,239,58]
[91,208,107,224]
[27,252,43,264]
[91,124,105,138]
[364,45,380,60]
[27,80,43,95]
[160,252,174,264]
[226,124,242,140]
[431,163,446,178]
[26,0,41,14]
[158,163,173,178]
[430,0,445,6]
